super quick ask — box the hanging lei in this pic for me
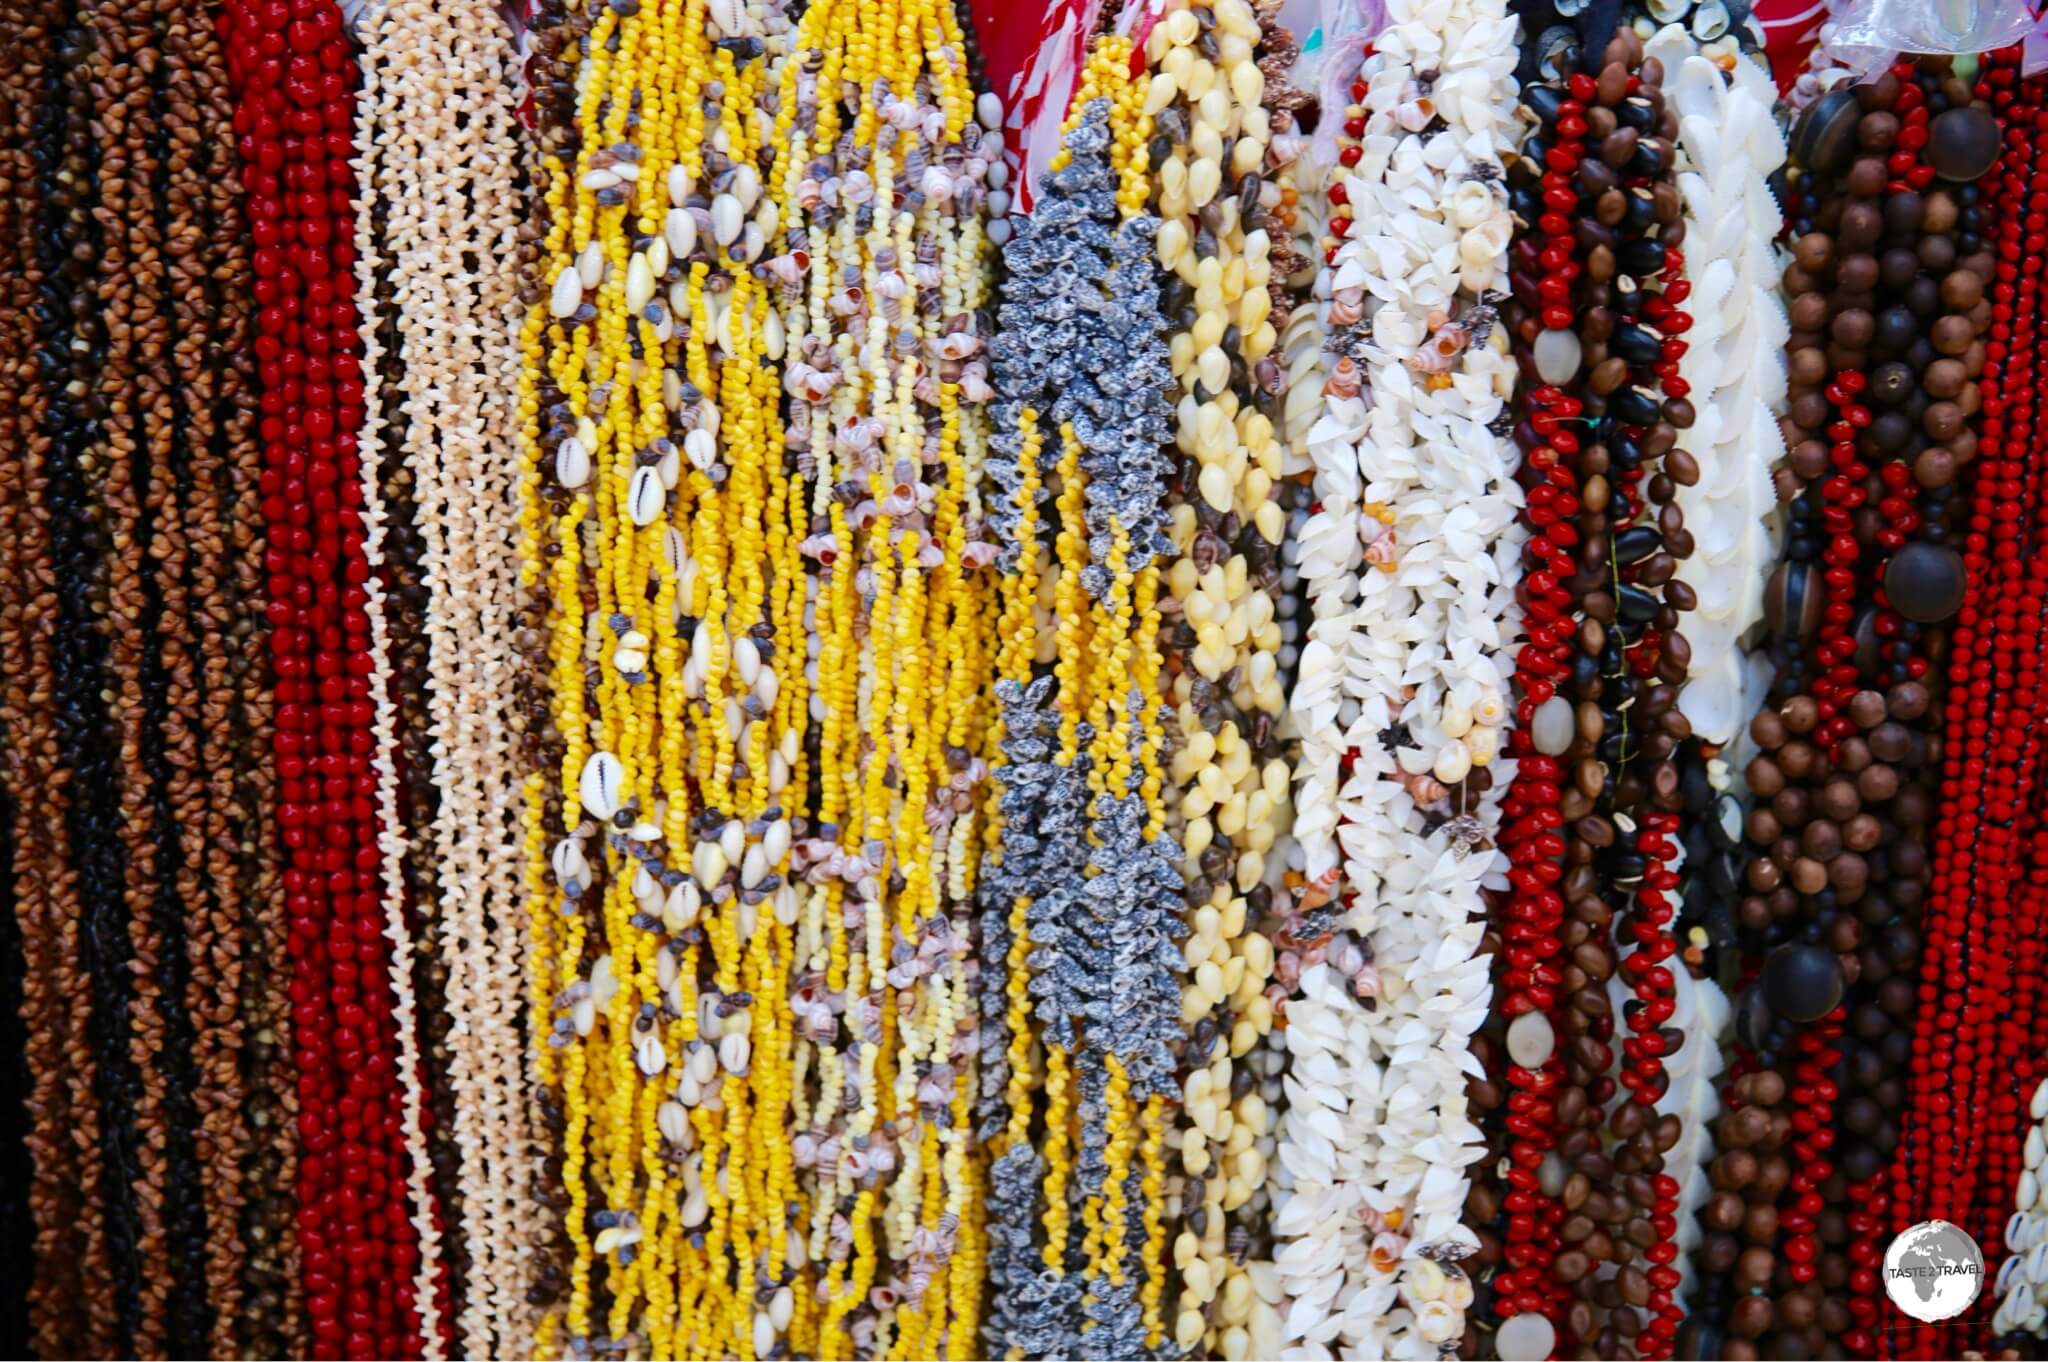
[1139,0,1295,1352]
[773,0,1000,1352]
[1270,0,1519,1352]
[980,32,1184,1354]
[350,0,536,1350]
[1638,21,1785,1311]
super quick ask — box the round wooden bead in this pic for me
[1927,106,1999,183]
[1883,541,1967,623]
[1761,944,1844,1023]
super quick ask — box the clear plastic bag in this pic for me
[1827,0,2039,54]
[1304,0,1389,171]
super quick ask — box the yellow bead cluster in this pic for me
[517,0,825,1354]
[767,0,997,1357]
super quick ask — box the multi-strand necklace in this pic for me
[0,3,124,1351]
[1139,1,1297,1352]
[1482,22,1708,1360]
[350,0,538,1351]
[980,35,1181,1359]
[0,0,289,1353]
[220,0,425,1352]
[1891,48,2048,1357]
[1271,0,1518,1354]
[522,0,1002,1353]
[776,3,998,1354]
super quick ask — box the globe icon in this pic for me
[1883,1220,1985,1324]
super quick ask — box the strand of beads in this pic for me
[90,0,299,1346]
[1278,35,1363,922]
[219,0,426,1351]
[1474,79,1564,1362]
[1264,82,1375,1326]
[1478,42,1595,1362]
[86,0,214,1336]
[1949,64,2048,1281]
[1526,31,1696,1359]
[1722,57,1988,1361]
[1694,65,1888,1361]
[345,4,472,1350]
[1314,1,1523,1357]
[356,120,467,1346]
[371,372,464,1345]
[525,0,803,1353]
[1139,2,1291,1351]
[1275,3,1520,1356]
[772,0,997,1353]
[351,0,537,1349]
[1217,2,1320,1351]
[202,7,304,1325]
[510,0,584,1339]
[171,0,305,1341]
[1980,63,2048,1339]
[348,238,444,1359]
[1266,41,1367,1357]
[0,2,123,1349]
[1648,33,1786,749]
[981,43,1181,1349]
[1635,29,1780,1334]
[34,3,156,1344]
[1276,118,1351,920]
[1789,58,2000,1358]
[1895,55,2048,1355]
[157,0,292,1345]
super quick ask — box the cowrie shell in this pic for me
[628,466,665,526]
[665,208,697,260]
[663,882,701,932]
[1999,1250,2025,1297]
[693,840,727,889]
[731,163,761,212]
[580,751,624,819]
[551,837,588,885]
[711,193,744,246]
[549,264,582,319]
[625,253,655,312]
[719,1032,751,1075]
[685,428,717,469]
[555,435,591,488]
